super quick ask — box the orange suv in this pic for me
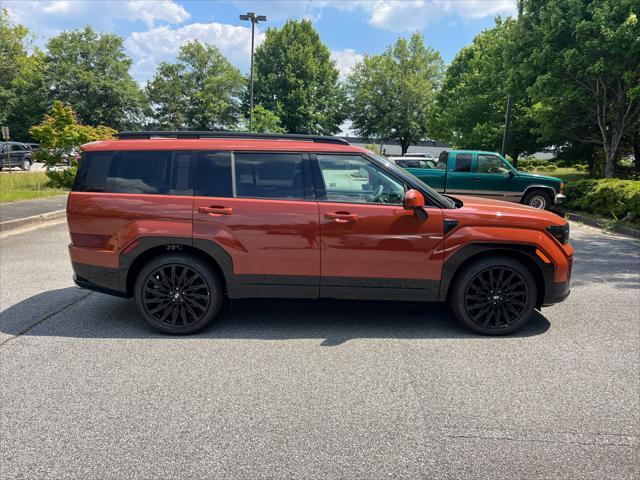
[67,132,573,335]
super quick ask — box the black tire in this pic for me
[21,159,31,171]
[523,190,551,210]
[449,256,537,335]
[134,253,223,335]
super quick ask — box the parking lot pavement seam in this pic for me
[0,290,93,348]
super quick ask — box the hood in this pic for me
[451,195,566,228]
[516,172,562,184]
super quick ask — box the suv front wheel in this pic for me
[449,256,537,335]
[134,253,223,334]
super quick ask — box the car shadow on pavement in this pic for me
[0,288,551,345]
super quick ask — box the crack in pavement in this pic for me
[0,291,93,348]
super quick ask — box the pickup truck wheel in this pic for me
[449,256,537,335]
[21,159,31,171]
[134,253,223,335]
[523,190,551,210]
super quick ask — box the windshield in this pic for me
[370,154,456,208]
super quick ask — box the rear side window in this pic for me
[73,150,192,195]
[195,152,233,197]
[234,152,307,200]
[453,154,472,172]
[107,151,172,194]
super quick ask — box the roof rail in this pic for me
[115,131,350,145]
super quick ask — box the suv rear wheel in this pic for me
[21,159,32,171]
[134,253,223,335]
[449,256,537,335]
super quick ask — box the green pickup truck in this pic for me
[402,150,565,210]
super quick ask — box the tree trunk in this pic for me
[511,152,520,167]
[633,134,640,173]
[400,138,410,156]
[603,147,616,179]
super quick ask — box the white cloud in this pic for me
[125,22,265,81]
[238,0,517,32]
[3,0,190,36]
[331,49,364,79]
[365,1,516,32]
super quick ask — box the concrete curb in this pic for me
[0,209,66,233]
[562,211,640,240]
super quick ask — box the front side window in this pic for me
[453,154,472,172]
[437,151,448,170]
[477,154,510,174]
[317,154,405,204]
[234,152,306,200]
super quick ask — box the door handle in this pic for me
[325,212,358,223]
[198,206,233,216]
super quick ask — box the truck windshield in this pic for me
[371,154,456,209]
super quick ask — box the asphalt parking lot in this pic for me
[1,220,638,479]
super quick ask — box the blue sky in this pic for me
[4,0,517,83]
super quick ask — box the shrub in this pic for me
[29,101,115,189]
[574,164,588,172]
[543,164,557,172]
[364,143,381,154]
[565,179,640,220]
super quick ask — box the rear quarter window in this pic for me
[73,150,192,195]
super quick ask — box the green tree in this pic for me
[347,33,444,155]
[146,41,244,130]
[253,19,346,134]
[432,20,541,164]
[241,105,285,133]
[29,101,116,188]
[519,0,640,178]
[44,26,145,129]
[0,9,47,141]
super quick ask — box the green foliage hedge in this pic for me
[565,179,640,220]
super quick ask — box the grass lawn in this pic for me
[529,167,590,183]
[0,172,66,203]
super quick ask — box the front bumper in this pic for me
[542,280,571,306]
[554,193,566,204]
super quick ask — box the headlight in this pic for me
[547,223,570,245]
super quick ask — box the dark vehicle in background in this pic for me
[0,142,33,171]
[401,150,565,210]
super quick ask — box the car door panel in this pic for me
[191,150,321,298]
[314,154,444,301]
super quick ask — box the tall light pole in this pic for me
[239,12,267,132]
[501,0,524,159]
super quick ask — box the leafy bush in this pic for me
[518,158,553,169]
[574,164,588,172]
[364,143,381,154]
[29,101,115,189]
[541,164,557,172]
[565,179,640,220]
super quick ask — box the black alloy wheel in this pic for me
[464,266,528,329]
[450,256,537,335]
[135,253,222,334]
